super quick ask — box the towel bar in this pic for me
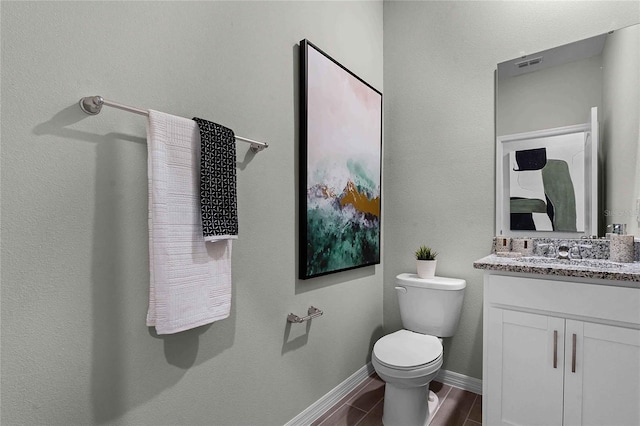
[287,306,323,323]
[79,95,269,153]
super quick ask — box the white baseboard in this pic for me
[436,369,483,395]
[285,364,482,425]
[284,363,375,426]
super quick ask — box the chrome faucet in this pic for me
[558,242,593,260]
[557,245,570,259]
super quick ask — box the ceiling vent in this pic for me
[515,56,543,69]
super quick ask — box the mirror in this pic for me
[496,24,639,237]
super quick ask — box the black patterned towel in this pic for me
[192,117,238,241]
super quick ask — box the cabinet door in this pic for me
[564,320,640,426]
[486,308,565,426]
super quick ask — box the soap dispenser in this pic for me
[608,224,634,263]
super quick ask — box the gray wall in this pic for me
[1,2,383,425]
[3,1,640,425]
[602,24,640,236]
[496,54,603,137]
[382,1,639,380]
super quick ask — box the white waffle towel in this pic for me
[146,110,231,335]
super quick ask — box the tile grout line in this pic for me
[351,375,385,426]
[318,374,379,426]
[461,394,478,425]
[350,382,457,426]
[316,379,482,426]
[317,403,368,426]
[352,398,383,426]
[429,384,453,422]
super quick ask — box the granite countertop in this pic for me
[474,254,640,283]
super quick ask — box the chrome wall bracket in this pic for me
[79,96,104,115]
[287,306,323,323]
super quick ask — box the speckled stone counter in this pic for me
[474,254,640,283]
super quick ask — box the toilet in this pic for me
[372,273,466,426]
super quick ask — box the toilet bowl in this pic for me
[372,274,466,426]
[372,330,443,425]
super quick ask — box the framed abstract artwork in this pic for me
[495,107,598,238]
[299,39,383,279]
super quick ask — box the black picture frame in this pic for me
[299,39,383,280]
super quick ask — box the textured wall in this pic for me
[1,2,383,425]
[382,1,639,380]
[602,24,640,236]
[497,54,603,137]
[3,2,639,423]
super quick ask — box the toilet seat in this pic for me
[373,329,443,371]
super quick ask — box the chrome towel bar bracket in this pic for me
[287,306,323,323]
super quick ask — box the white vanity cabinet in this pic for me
[483,273,640,426]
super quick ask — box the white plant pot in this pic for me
[416,260,437,279]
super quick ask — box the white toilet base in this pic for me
[427,390,439,425]
[381,384,439,426]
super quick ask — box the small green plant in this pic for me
[415,245,438,261]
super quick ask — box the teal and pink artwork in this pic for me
[299,40,383,279]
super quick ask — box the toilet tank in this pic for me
[395,273,466,337]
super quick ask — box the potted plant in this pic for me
[415,245,438,278]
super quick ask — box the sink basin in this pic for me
[515,257,625,269]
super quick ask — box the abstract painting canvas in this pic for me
[509,132,585,232]
[299,39,383,279]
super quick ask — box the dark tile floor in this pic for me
[311,374,482,426]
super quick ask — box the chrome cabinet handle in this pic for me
[553,330,558,369]
[571,333,577,373]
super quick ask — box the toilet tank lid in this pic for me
[396,273,466,290]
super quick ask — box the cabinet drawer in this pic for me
[485,274,640,325]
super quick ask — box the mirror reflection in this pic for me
[496,24,639,237]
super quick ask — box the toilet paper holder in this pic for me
[287,306,323,323]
